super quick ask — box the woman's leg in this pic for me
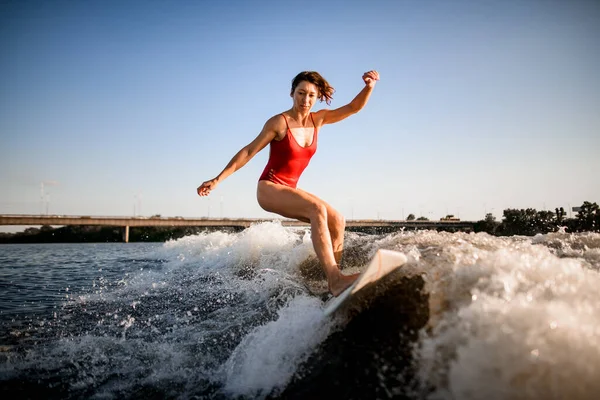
[257,181,358,296]
[296,187,346,265]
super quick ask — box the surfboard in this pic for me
[323,249,408,316]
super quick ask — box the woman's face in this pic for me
[292,81,319,111]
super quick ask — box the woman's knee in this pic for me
[330,209,346,231]
[309,202,328,221]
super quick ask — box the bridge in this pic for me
[0,214,476,242]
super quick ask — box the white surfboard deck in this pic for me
[323,249,408,316]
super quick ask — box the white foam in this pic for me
[9,225,600,399]
[76,222,314,305]
[406,231,600,399]
[221,295,334,398]
[161,221,312,274]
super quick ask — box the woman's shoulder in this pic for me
[262,113,288,139]
[310,109,327,128]
[265,112,287,124]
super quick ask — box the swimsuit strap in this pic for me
[309,112,315,129]
[281,113,290,131]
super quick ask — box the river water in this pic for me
[1,222,599,399]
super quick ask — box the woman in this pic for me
[197,70,380,296]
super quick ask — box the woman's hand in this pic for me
[197,178,219,196]
[362,70,380,88]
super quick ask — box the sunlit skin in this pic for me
[198,70,380,296]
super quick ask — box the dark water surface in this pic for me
[1,224,599,399]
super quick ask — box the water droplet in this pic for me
[531,349,539,357]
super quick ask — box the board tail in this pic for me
[323,249,408,316]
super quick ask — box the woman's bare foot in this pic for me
[328,271,361,297]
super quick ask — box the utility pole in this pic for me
[40,182,44,215]
[40,182,50,215]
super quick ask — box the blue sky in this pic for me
[1,0,599,227]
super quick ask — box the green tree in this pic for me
[406,214,415,221]
[501,208,538,236]
[24,227,40,235]
[535,210,556,233]
[555,207,566,224]
[475,213,499,235]
[576,201,600,231]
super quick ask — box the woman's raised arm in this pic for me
[315,70,380,126]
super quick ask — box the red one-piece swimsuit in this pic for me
[258,113,318,189]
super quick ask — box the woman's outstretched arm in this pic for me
[197,116,280,196]
[314,70,380,126]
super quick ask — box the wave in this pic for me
[1,223,599,399]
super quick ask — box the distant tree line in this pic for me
[474,201,600,236]
[0,225,242,244]
[406,214,430,221]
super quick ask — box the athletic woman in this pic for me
[197,70,380,296]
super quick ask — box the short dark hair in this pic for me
[291,71,335,105]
